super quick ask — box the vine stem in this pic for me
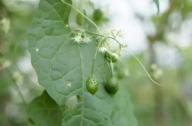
[109,62,114,77]
[126,50,162,86]
[90,39,103,77]
[60,0,100,32]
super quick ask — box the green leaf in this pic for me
[113,84,138,126]
[27,91,62,126]
[28,0,137,125]
[154,0,160,13]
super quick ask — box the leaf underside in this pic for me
[28,0,137,126]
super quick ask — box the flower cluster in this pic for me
[72,31,91,44]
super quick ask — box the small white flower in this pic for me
[72,34,82,43]
[82,36,91,43]
[72,32,91,44]
[98,47,107,53]
[110,29,123,38]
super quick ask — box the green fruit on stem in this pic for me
[104,51,119,63]
[104,77,119,95]
[86,77,98,94]
[92,9,103,23]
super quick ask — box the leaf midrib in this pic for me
[77,45,85,126]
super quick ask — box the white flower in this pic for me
[110,29,123,38]
[81,35,91,43]
[72,32,91,44]
[98,47,107,53]
[72,33,82,43]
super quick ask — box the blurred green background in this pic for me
[0,0,192,126]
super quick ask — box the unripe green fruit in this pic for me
[92,9,103,23]
[104,51,119,63]
[104,77,119,95]
[86,78,98,94]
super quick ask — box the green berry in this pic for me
[86,77,98,94]
[92,9,103,23]
[104,77,119,95]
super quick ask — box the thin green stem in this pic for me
[60,0,99,32]
[90,42,99,77]
[90,37,107,77]
[127,50,162,86]
[109,62,114,77]
[82,30,127,48]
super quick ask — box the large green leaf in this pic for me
[28,0,137,125]
[27,91,62,126]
